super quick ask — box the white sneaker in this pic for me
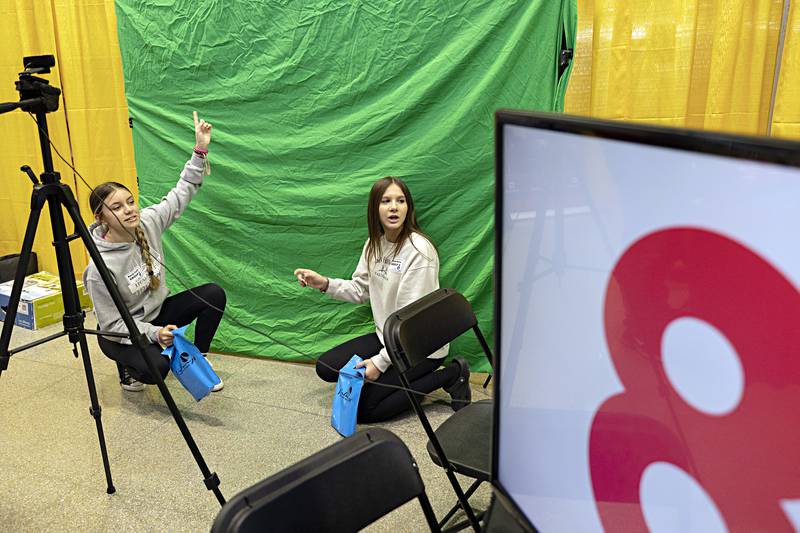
[205,356,224,392]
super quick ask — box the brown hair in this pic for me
[365,176,434,268]
[89,182,160,291]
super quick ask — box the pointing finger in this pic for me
[193,111,199,128]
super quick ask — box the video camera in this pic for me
[0,55,60,115]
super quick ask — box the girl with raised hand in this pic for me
[294,177,471,422]
[83,112,226,392]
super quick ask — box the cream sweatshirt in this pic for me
[326,232,448,372]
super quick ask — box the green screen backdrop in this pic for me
[114,0,575,371]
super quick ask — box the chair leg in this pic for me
[442,469,481,531]
[418,492,442,532]
[438,479,483,528]
[396,373,481,531]
[439,502,462,530]
[443,511,487,533]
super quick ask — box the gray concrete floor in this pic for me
[0,316,492,532]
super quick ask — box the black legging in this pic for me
[97,283,226,384]
[316,332,459,423]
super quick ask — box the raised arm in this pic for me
[141,112,213,234]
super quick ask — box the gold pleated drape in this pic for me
[566,0,800,139]
[0,0,136,276]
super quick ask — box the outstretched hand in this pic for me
[193,111,212,149]
[294,268,329,291]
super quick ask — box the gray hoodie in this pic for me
[82,154,205,344]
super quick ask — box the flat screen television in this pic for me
[494,110,800,532]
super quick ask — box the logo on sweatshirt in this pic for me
[374,258,390,281]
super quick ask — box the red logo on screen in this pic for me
[590,228,800,532]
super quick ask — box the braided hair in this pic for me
[133,225,160,290]
[90,182,160,291]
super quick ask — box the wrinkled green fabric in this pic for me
[114,0,574,371]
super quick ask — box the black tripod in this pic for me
[0,55,225,505]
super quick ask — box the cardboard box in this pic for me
[0,271,93,330]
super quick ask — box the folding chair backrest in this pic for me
[384,288,477,372]
[211,428,439,533]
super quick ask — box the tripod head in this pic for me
[0,55,61,176]
[0,55,60,115]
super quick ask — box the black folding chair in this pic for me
[211,428,440,533]
[384,288,495,532]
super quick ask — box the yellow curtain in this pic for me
[565,0,786,136]
[771,1,800,138]
[0,0,136,277]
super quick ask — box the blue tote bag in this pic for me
[161,325,221,401]
[331,355,366,437]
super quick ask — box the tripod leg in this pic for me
[0,194,44,373]
[73,336,116,494]
[33,183,119,495]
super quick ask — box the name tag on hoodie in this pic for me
[390,259,403,273]
[125,250,162,295]
[126,264,150,294]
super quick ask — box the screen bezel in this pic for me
[492,110,800,530]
